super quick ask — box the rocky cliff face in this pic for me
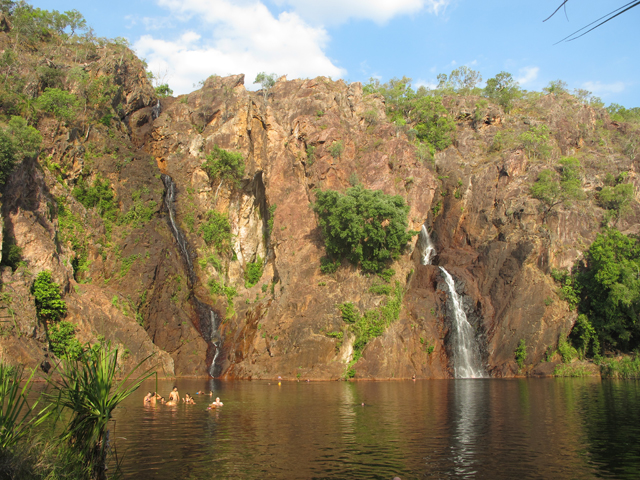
[0,36,638,379]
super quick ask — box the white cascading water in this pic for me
[418,225,436,265]
[162,174,221,377]
[439,267,486,379]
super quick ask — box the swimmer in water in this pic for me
[184,393,196,405]
[211,397,223,407]
[144,392,153,404]
[169,386,180,403]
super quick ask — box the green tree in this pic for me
[254,72,277,100]
[519,124,552,160]
[544,79,569,95]
[201,145,245,190]
[36,88,80,123]
[7,115,42,159]
[574,229,640,351]
[154,84,173,98]
[314,185,416,273]
[0,129,16,186]
[410,95,456,151]
[437,66,482,94]
[31,270,67,322]
[484,71,521,112]
[531,157,584,220]
[598,180,635,224]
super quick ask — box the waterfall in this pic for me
[162,174,222,377]
[162,175,195,283]
[152,99,162,120]
[439,267,486,379]
[418,225,436,265]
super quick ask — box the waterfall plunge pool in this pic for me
[105,377,640,479]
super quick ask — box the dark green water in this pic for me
[107,378,640,479]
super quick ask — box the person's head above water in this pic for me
[173,386,178,391]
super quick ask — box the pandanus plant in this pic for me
[48,343,153,480]
[0,364,52,450]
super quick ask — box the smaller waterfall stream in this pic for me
[418,225,436,265]
[162,174,222,377]
[439,267,486,378]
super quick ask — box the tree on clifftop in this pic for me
[254,72,276,101]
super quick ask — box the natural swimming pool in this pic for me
[108,377,640,479]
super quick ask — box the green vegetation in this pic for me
[551,228,640,362]
[0,341,151,479]
[600,356,640,378]
[515,339,527,369]
[56,198,90,279]
[1,235,23,270]
[36,87,80,123]
[598,172,634,224]
[119,197,156,229]
[72,176,118,222]
[200,211,233,252]
[0,116,42,185]
[32,270,66,322]
[573,229,640,351]
[0,363,51,451]
[314,185,415,273]
[519,124,552,160]
[340,282,404,378]
[363,75,455,153]
[154,84,173,98]
[245,256,263,288]
[254,72,276,100]
[369,284,391,295]
[484,72,521,113]
[531,157,584,219]
[201,145,245,188]
[267,204,276,235]
[48,343,153,479]
[48,320,83,360]
[328,140,344,159]
[208,277,238,304]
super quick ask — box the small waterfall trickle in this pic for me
[161,174,222,377]
[418,225,436,265]
[151,99,162,120]
[439,267,486,379]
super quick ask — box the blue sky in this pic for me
[30,0,639,107]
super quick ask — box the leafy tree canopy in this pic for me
[531,157,584,219]
[574,229,640,351]
[314,185,416,273]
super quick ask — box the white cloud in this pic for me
[415,79,438,90]
[271,0,450,25]
[516,66,539,86]
[582,80,626,96]
[135,0,344,94]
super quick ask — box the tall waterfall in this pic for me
[418,225,436,265]
[439,267,486,378]
[162,174,222,377]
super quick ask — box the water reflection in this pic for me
[450,380,488,478]
[107,378,640,479]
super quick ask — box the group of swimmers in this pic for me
[144,386,224,409]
